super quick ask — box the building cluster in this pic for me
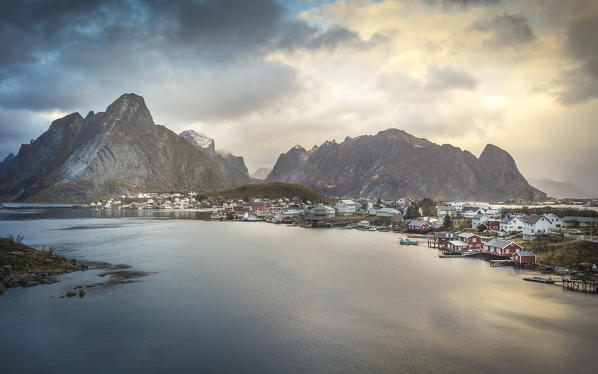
[436,232,537,264]
[434,202,594,240]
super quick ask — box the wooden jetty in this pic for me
[561,278,598,294]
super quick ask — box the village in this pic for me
[83,192,598,276]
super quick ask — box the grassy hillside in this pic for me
[204,182,330,203]
[512,235,598,268]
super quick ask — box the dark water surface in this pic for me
[1,209,597,373]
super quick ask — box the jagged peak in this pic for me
[105,93,154,125]
[291,144,305,151]
[179,130,215,150]
[480,143,514,162]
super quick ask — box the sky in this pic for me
[0,0,597,192]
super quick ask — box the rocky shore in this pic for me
[0,238,87,295]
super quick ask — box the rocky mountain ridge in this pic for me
[179,130,250,187]
[0,94,228,201]
[266,129,546,201]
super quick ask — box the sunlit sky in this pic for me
[1,0,597,192]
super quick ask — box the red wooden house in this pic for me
[250,201,266,212]
[486,219,501,232]
[457,233,483,249]
[484,238,523,256]
[513,251,536,264]
[447,240,469,252]
[436,232,457,247]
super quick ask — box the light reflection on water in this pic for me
[0,209,597,373]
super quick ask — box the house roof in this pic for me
[338,199,355,205]
[473,214,485,219]
[517,251,536,257]
[525,214,545,224]
[438,206,457,211]
[485,238,518,249]
[458,232,478,239]
[448,240,467,246]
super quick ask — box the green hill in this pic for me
[204,182,329,203]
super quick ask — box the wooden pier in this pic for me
[427,233,438,248]
[561,278,598,294]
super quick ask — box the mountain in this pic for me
[0,94,228,202]
[267,129,546,201]
[528,178,595,199]
[179,130,250,186]
[250,167,272,180]
[0,153,15,173]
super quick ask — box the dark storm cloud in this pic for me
[473,13,535,47]
[0,0,377,112]
[556,13,598,104]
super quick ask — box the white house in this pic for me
[485,209,501,218]
[312,204,336,218]
[437,206,457,220]
[543,213,564,231]
[396,198,409,209]
[370,207,400,217]
[523,214,552,240]
[334,199,356,216]
[499,217,525,235]
[472,213,488,229]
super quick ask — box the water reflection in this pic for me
[0,211,597,373]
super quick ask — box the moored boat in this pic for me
[400,238,418,245]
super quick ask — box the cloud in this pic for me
[0,0,376,111]
[473,13,535,47]
[554,12,598,104]
[425,66,478,90]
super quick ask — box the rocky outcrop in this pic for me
[0,238,88,293]
[179,130,250,187]
[0,94,228,201]
[267,129,546,201]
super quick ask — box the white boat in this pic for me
[368,227,378,231]
[210,211,225,220]
[400,238,418,245]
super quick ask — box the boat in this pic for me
[368,227,378,231]
[523,276,555,284]
[400,238,418,245]
[210,211,225,220]
[345,224,353,229]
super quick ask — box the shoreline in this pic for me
[0,238,151,297]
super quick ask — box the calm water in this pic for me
[1,209,597,373]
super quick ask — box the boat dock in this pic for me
[561,279,598,294]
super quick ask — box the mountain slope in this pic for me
[529,178,595,199]
[0,153,15,174]
[266,129,546,201]
[250,167,272,180]
[0,94,228,202]
[179,130,250,187]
